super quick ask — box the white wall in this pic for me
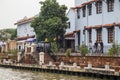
[66,9,75,33]
[75,0,87,6]
[17,22,35,38]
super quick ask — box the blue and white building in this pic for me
[15,16,36,51]
[67,0,120,52]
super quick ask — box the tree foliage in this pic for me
[78,44,88,56]
[108,42,120,56]
[51,42,59,54]
[31,0,68,44]
[65,48,71,58]
[0,28,17,40]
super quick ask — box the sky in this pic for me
[0,0,74,29]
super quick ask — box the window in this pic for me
[68,22,70,28]
[96,1,102,14]
[96,28,102,43]
[77,9,80,19]
[77,32,80,46]
[108,27,114,43]
[88,29,92,43]
[82,6,86,17]
[107,0,114,12]
[88,4,92,15]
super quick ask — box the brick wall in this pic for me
[57,55,120,68]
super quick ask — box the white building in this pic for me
[15,16,36,51]
[67,0,120,53]
[65,8,76,50]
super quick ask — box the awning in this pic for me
[26,38,36,42]
[115,22,120,26]
[73,29,80,33]
[65,32,74,36]
[17,40,26,44]
[92,25,102,29]
[16,35,35,40]
[103,23,115,28]
[85,26,92,29]
[65,37,75,40]
[84,22,120,30]
[65,32,75,40]
[85,25,102,29]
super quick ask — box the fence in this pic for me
[75,45,113,54]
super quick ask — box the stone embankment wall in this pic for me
[57,55,120,68]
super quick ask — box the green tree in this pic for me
[31,0,68,47]
[0,29,17,40]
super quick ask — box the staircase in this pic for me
[32,52,39,64]
[19,54,37,64]
[44,53,55,64]
[18,52,25,63]
[17,50,56,65]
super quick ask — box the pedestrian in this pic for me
[94,40,98,53]
[98,42,101,53]
[100,40,104,53]
[89,40,93,53]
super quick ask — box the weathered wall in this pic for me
[57,55,120,68]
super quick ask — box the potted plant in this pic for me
[65,48,71,58]
[78,44,88,56]
[108,42,120,56]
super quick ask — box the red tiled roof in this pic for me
[92,25,102,29]
[65,32,74,36]
[85,26,93,29]
[65,30,80,37]
[103,23,115,28]
[115,22,120,26]
[73,29,80,33]
[74,4,84,9]
[14,16,34,25]
[73,0,99,9]
[85,25,102,29]
[85,23,117,29]
[85,0,98,5]
[64,32,75,39]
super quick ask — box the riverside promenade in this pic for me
[0,62,120,80]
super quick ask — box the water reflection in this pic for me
[0,68,106,80]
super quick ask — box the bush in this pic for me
[12,49,18,55]
[78,44,88,56]
[6,49,18,56]
[65,48,71,58]
[51,42,59,54]
[108,42,120,56]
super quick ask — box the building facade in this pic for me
[68,0,120,53]
[15,16,36,51]
[65,8,76,50]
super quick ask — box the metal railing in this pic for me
[75,45,120,55]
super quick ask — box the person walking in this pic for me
[100,40,104,53]
[94,40,98,53]
[98,42,101,53]
[89,40,93,53]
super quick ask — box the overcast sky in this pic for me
[0,0,74,29]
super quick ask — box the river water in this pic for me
[0,67,107,80]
